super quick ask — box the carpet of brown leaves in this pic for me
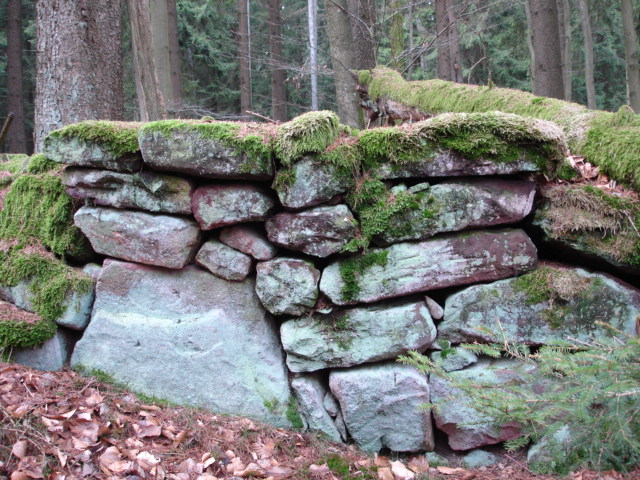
[0,362,638,480]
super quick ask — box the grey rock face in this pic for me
[12,329,78,372]
[275,156,350,209]
[281,299,437,372]
[195,240,253,281]
[266,205,357,257]
[62,167,194,214]
[74,206,201,269]
[219,225,278,261]
[439,266,640,345]
[329,362,434,453]
[71,260,291,426]
[139,128,273,180]
[320,229,538,305]
[291,375,344,442]
[44,136,142,173]
[527,425,573,472]
[430,347,478,372]
[192,184,275,230]
[255,258,319,316]
[462,450,501,468]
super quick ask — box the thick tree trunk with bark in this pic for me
[445,0,461,83]
[238,0,252,118]
[435,0,451,81]
[389,0,404,69]
[348,0,377,70]
[621,0,640,112]
[578,0,596,109]
[267,0,287,121]
[34,0,124,151]
[529,0,564,99]
[6,0,27,153]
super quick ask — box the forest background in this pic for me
[1,0,639,155]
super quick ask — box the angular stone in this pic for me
[195,240,252,281]
[139,127,273,180]
[320,229,538,305]
[430,359,535,450]
[462,450,501,468]
[430,347,478,372]
[291,375,344,442]
[62,167,194,214]
[255,258,319,316]
[44,135,142,173]
[71,260,291,426]
[219,224,278,261]
[329,362,434,453]
[376,179,536,245]
[439,265,640,345]
[11,329,77,372]
[192,184,275,230]
[281,299,437,372]
[425,296,444,320]
[266,205,357,257]
[275,155,350,209]
[74,206,201,269]
[82,263,102,280]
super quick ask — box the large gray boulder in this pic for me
[71,260,291,426]
[280,299,437,372]
[11,329,77,372]
[266,205,357,257]
[329,363,434,453]
[320,229,538,305]
[255,258,319,316]
[74,206,201,269]
[439,265,640,345]
[290,375,345,442]
[44,135,142,173]
[62,167,194,215]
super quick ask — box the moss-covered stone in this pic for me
[0,300,57,349]
[46,121,142,158]
[26,154,61,174]
[274,111,342,165]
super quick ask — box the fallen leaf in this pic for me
[309,464,331,474]
[137,451,160,470]
[377,467,394,480]
[437,466,467,475]
[196,475,219,480]
[391,460,415,480]
[407,456,429,474]
[265,465,293,479]
[236,462,265,477]
[133,420,162,438]
[253,439,276,459]
[12,440,28,459]
[10,472,29,480]
[375,455,391,467]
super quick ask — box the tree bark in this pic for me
[6,0,27,153]
[238,0,252,118]
[435,0,451,81]
[325,0,361,127]
[267,0,287,121]
[529,0,564,99]
[308,0,319,110]
[348,0,377,69]
[35,0,124,151]
[621,0,640,112]
[557,0,572,100]
[389,0,404,69]
[524,0,536,87]
[445,0,461,83]
[578,0,596,109]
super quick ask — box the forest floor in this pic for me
[1,362,638,480]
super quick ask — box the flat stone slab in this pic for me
[139,126,273,180]
[291,374,345,442]
[329,362,434,453]
[255,258,319,316]
[219,225,278,261]
[320,229,538,305]
[44,135,142,173]
[440,265,640,345]
[74,206,201,269]
[62,167,194,214]
[192,184,275,230]
[195,240,253,281]
[281,299,437,372]
[266,205,357,257]
[71,260,291,426]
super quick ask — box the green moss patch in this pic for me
[339,250,389,302]
[274,111,342,165]
[46,121,142,158]
[0,154,29,175]
[0,300,56,349]
[26,154,60,174]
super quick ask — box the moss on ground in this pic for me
[274,111,342,165]
[339,250,389,302]
[0,154,29,175]
[26,154,60,174]
[0,301,57,349]
[46,121,142,157]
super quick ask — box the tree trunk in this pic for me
[325,0,361,127]
[529,0,564,99]
[6,0,27,153]
[308,0,319,110]
[557,0,572,100]
[435,0,451,81]
[389,0,404,69]
[348,0,376,69]
[238,0,252,118]
[621,0,640,112]
[578,0,596,109]
[35,0,124,151]
[267,0,287,121]
[445,0,461,83]
[127,0,166,122]
[524,0,536,87]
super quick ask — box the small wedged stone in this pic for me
[139,127,273,180]
[320,229,538,305]
[275,155,350,209]
[280,299,437,372]
[291,375,344,442]
[265,205,357,257]
[219,225,278,261]
[74,206,201,269]
[255,258,319,316]
[439,265,640,345]
[44,135,142,173]
[71,260,291,426]
[62,167,194,214]
[376,179,536,245]
[192,184,275,230]
[195,240,252,281]
[11,329,78,372]
[329,362,434,453]
[430,347,478,372]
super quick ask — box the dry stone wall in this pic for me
[6,111,640,459]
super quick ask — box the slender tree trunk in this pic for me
[167,0,183,115]
[35,0,124,151]
[238,0,252,117]
[436,0,451,81]
[267,0,287,121]
[557,0,572,100]
[6,0,27,153]
[325,0,360,127]
[578,0,596,108]
[308,0,318,110]
[127,0,166,121]
[407,3,415,76]
[621,0,640,112]
[390,0,404,69]
[530,0,564,99]
[348,0,377,69]
[525,0,536,87]
[446,0,461,83]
